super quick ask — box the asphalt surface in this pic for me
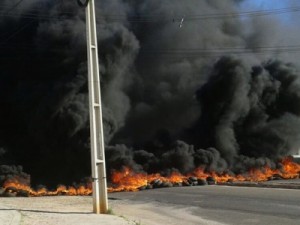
[110,183,300,225]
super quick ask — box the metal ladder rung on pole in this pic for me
[85,0,108,214]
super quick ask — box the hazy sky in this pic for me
[242,0,295,9]
[241,0,300,24]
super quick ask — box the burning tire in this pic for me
[188,177,198,186]
[197,178,207,186]
[151,179,163,188]
[173,182,182,187]
[161,182,173,188]
[0,188,5,196]
[2,187,18,197]
[206,177,216,185]
[17,190,30,197]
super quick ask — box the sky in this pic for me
[242,0,294,9]
[240,0,300,24]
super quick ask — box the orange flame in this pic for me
[1,157,300,195]
[2,179,92,197]
[107,157,300,192]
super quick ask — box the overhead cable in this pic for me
[0,5,300,22]
[1,0,25,15]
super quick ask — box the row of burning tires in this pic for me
[136,173,290,191]
[0,173,291,196]
[0,186,31,197]
[138,176,217,191]
[0,176,218,196]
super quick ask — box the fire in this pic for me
[108,167,148,192]
[2,179,92,197]
[108,157,300,192]
[280,157,300,179]
[1,157,300,196]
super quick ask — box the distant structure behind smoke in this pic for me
[0,0,300,186]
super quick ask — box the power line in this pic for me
[184,6,300,21]
[3,42,300,51]
[0,1,77,20]
[0,5,300,22]
[101,6,300,23]
[2,43,300,59]
[1,0,25,15]
[0,0,74,43]
[141,49,300,56]
[0,20,35,44]
[1,3,300,57]
[141,45,300,52]
[0,0,28,39]
[138,45,300,58]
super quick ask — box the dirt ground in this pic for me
[0,196,134,225]
[0,196,223,225]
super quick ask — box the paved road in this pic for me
[110,185,300,225]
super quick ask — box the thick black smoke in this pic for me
[0,0,300,186]
[193,57,300,166]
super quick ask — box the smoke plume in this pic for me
[1,0,300,186]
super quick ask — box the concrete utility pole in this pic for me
[79,0,108,214]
